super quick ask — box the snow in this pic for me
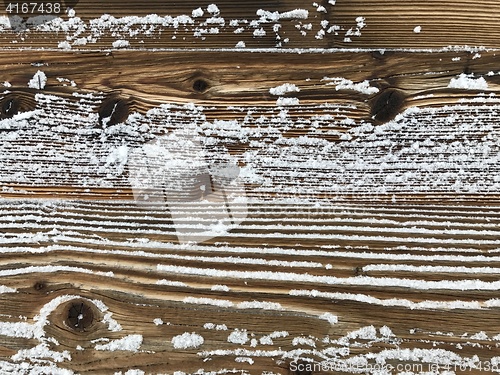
[153,318,163,326]
[156,279,187,287]
[319,312,338,325]
[115,370,145,375]
[0,285,17,293]
[183,296,234,308]
[207,4,220,15]
[253,28,266,37]
[379,325,394,337]
[290,288,500,310]
[112,39,130,48]
[279,9,309,20]
[204,323,228,331]
[12,343,71,363]
[211,284,230,291]
[363,264,500,274]
[413,26,422,33]
[191,8,204,18]
[235,357,254,364]
[228,329,249,344]
[235,41,246,48]
[171,332,204,349]
[269,83,300,96]
[276,97,300,106]
[292,336,316,347]
[0,322,34,339]
[237,301,282,310]
[58,41,72,49]
[259,331,289,345]
[95,334,143,352]
[448,73,489,90]
[28,70,47,89]
[159,261,500,292]
[323,77,379,94]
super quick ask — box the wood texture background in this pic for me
[0,1,499,374]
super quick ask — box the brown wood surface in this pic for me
[0,1,499,375]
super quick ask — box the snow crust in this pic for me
[171,332,204,349]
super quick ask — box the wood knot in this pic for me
[192,79,209,93]
[65,300,95,332]
[0,95,20,119]
[33,281,46,291]
[370,88,406,124]
[98,96,129,127]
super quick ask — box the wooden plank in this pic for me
[0,0,500,49]
[0,200,499,373]
[0,50,498,200]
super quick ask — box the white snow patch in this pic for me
[260,330,288,345]
[470,331,488,340]
[211,284,230,292]
[235,357,254,364]
[112,39,130,48]
[235,41,246,48]
[237,300,283,310]
[324,77,379,94]
[191,8,204,17]
[105,145,128,171]
[276,97,300,106]
[319,312,338,325]
[413,26,422,33]
[100,310,122,332]
[269,83,300,96]
[292,336,316,347]
[380,325,394,337]
[207,4,220,15]
[172,332,204,349]
[58,41,72,49]
[114,370,145,375]
[156,279,187,287]
[280,9,309,20]
[153,318,163,326]
[28,71,47,90]
[0,322,34,339]
[204,323,228,331]
[183,296,234,308]
[0,285,17,293]
[228,329,249,344]
[448,73,489,90]
[253,28,266,37]
[12,342,71,363]
[95,334,143,352]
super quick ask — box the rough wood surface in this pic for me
[0,1,499,374]
[1,0,500,49]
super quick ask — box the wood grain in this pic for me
[0,1,499,374]
[1,0,499,49]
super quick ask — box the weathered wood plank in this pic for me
[1,0,500,50]
[0,200,500,373]
[0,50,499,203]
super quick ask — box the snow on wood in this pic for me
[28,70,47,89]
[171,332,204,349]
[94,334,143,352]
[0,3,499,372]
